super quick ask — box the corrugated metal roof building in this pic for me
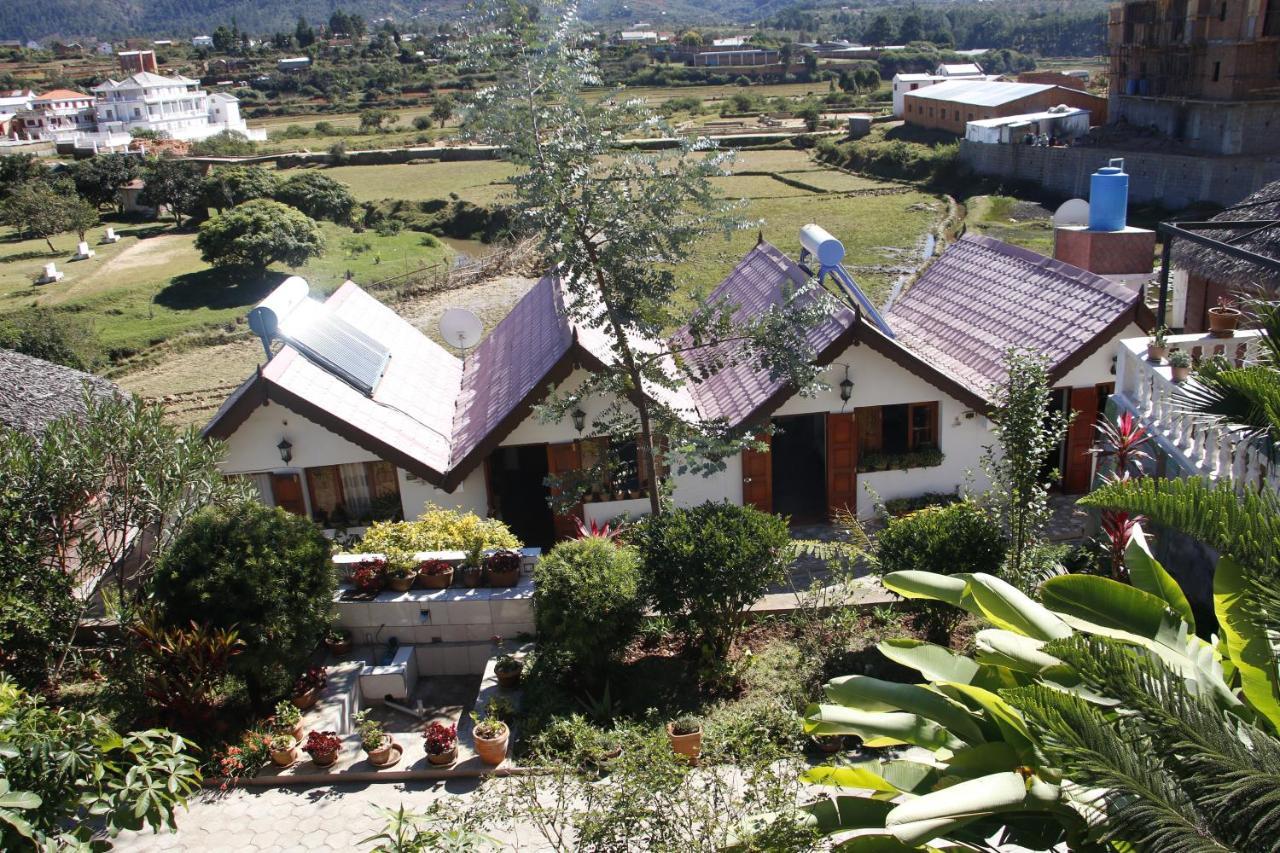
[903,79,1107,133]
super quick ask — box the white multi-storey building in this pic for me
[91,72,265,142]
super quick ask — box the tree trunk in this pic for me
[45,236,55,253]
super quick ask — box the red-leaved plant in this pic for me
[574,516,624,541]
[352,558,387,593]
[484,549,522,574]
[423,721,458,755]
[418,559,453,576]
[1091,412,1151,580]
[292,666,327,695]
[303,730,342,758]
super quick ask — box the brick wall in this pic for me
[904,86,1107,134]
[959,140,1280,208]
[1054,226,1157,275]
[1110,94,1280,154]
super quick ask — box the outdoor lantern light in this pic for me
[277,437,293,464]
[571,408,587,433]
[839,376,854,403]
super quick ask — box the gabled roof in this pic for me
[904,79,1053,106]
[34,89,90,102]
[887,234,1149,400]
[0,349,120,437]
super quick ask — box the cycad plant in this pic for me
[738,477,1280,851]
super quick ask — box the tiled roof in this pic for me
[674,242,856,427]
[261,282,461,477]
[0,349,120,437]
[886,234,1141,399]
[450,274,574,469]
[34,89,90,101]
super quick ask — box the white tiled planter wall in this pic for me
[332,551,537,676]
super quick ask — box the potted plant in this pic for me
[494,654,523,689]
[1209,296,1242,337]
[472,713,510,766]
[302,730,342,767]
[424,720,458,766]
[269,733,298,767]
[354,710,397,767]
[484,549,522,588]
[352,557,387,595]
[416,558,455,589]
[291,666,327,710]
[324,627,352,656]
[1169,349,1192,382]
[1147,325,1169,363]
[386,560,417,593]
[461,545,485,588]
[274,700,304,740]
[666,715,702,764]
[813,734,844,754]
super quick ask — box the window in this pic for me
[304,460,401,526]
[578,437,661,501]
[1213,60,1221,82]
[1219,1,1227,21]
[954,109,960,120]
[854,402,940,471]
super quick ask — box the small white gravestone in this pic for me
[102,227,120,243]
[36,262,64,284]
[73,240,95,260]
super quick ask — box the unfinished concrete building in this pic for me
[1108,0,1280,154]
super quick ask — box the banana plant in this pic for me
[737,520,1280,851]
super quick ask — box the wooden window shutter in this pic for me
[826,412,858,517]
[741,434,772,513]
[1063,387,1100,493]
[546,441,584,542]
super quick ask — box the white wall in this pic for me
[1056,322,1145,389]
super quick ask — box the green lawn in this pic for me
[317,162,520,205]
[965,195,1056,257]
[0,218,451,357]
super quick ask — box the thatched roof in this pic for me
[1173,180,1280,292]
[0,349,120,438]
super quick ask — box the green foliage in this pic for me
[203,165,280,211]
[431,95,454,128]
[196,198,325,268]
[0,154,43,199]
[359,108,394,131]
[139,157,205,226]
[0,678,201,849]
[274,170,356,223]
[0,179,92,253]
[152,501,334,705]
[71,153,141,211]
[534,537,644,676]
[0,308,102,371]
[638,502,790,662]
[357,505,520,563]
[130,618,245,732]
[0,392,244,689]
[189,130,258,157]
[858,447,943,473]
[981,349,1069,593]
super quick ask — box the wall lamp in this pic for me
[839,369,854,403]
[277,437,293,464]
[571,408,587,433]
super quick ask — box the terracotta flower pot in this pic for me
[1172,365,1191,383]
[462,567,484,588]
[326,638,352,656]
[291,720,305,741]
[666,724,702,764]
[388,575,415,593]
[488,568,520,588]
[1146,344,1168,363]
[291,688,319,711]
[815,735,844,754]
[1209,306,1241,337]
[417,568,454,589]
[427,745,458,766]
[474,725,509,766]
[496,664,522,689]
[270,744,298,767]
[366,737,396,767]
[309,750,339,768]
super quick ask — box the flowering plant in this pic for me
[212,728,272,788]
[418,558,453,576]
[423,721,458,755]
[352,557,387,593]
[303,730,342,758]
[292,666,327,695]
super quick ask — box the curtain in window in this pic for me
[252,473,275,506]
[339,463,372,521]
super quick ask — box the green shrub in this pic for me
[357,505,520,561]
[876,499,1006,578]
[534,537,643,675]
[882,491,960,517]
[638,502,790,663]
[152,502,334,706]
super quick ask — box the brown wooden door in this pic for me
[271,473,307,516]
[1063,386,1099,494]
[827,412,858,518]
[546,441,583,542]
[741,434,772,513]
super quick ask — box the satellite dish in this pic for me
[1053,198,1090,227]
[439,308,483,353]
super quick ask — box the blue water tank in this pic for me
[1088,158,1129,232]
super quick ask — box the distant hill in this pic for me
[0,0,768,42]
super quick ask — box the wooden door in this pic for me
[546,441,583,542]
[827,412,858,518]
[271,473,307,516]
[1062,386,1099,494]
[741,434,772,513]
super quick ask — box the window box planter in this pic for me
[858,447,944,473]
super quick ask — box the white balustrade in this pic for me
[1112,330,1274,496]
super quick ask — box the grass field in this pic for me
[319,162,520,205]
[964,195,1055,257]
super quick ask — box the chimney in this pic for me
[1053,158,1156,286]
